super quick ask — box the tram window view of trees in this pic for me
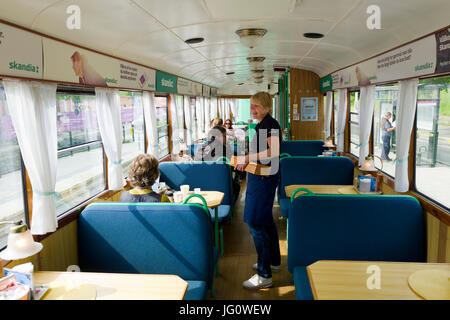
[415,75,450,209]
[0,84,26,249]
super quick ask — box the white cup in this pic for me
[159,182,166,190]
[180,185,190,195]
[359,179,371,193]
[194,188,201,194]
[173,191,183,203]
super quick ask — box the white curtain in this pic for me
[183,95,192,145]
[95,87,124,190]
[394,79,419,192]
[324,91,333,140]
[336,89,348,152]
[203,97,210,136]
[358,86,376,166]
[231,99,239,123]
[170,94,181,154]
[196,97,204,138]
[210,97,217,121]
[143,91,159,159]
[3,80,58,235]
[225,99,231,121]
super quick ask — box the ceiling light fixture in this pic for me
[236,28,267,49]
[303,32,324,39]
[251,69,264,74]
[184,37,205,44]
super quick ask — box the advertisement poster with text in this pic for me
[376,35,436,82]
[43,38,119,87]
[436,28,450,73]
[0,23,43,79]
[119,62,155,90]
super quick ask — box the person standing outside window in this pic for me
[235,92,281,290]
[381,112,395,160]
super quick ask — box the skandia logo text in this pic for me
[105,78,118,84]
[162,79,174,88]
[322,80,330,87]
[9,61,39,73]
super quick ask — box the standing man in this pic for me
[235,92,281,290]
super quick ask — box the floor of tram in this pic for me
[209,176,296,300]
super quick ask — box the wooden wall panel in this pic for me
[289,68,324,140]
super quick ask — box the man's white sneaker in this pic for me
[242,274,273,290]
[252,263,281,273]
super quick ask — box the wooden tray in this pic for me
[230,156,271,176]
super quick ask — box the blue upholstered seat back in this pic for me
[287,195,426,273]
[279,156,354,198]
[159,161,232,205]
[78,202,215,285]
[281,140,325,157]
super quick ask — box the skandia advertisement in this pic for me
[0,22,43,79]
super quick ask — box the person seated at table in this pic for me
[210,117,224,128]
[194,125,233,162]
[120,154,172,203]
[224,119,237,143]
[195,126,241,204]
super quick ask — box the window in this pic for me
[175,95,185,145]
[415,75,450,209]
[155,96,169,158]
[373,84,398,176]
[120,91,145,176]
[55,90,106,216]
[349,91,360,156]
[0,84,27,249]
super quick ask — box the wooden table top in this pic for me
[307,260,450,300]
[285,184,357,198]
[183,190,224,208]
[34,271,188,300]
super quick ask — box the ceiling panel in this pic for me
[133,0,211,28]
[289,0,359,21]
[32,0,165,52]
[0,0,58,27]
[195,43,251,60]
[204,0,295,20]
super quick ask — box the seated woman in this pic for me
[120,154,172,203]
[195,126,241,203]
[224,119,237,143]
[194,125,233,162]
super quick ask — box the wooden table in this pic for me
[307,260,450,300]
[34,271,188,300]
[285,184,358,198]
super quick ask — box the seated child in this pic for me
[120,154,172,203]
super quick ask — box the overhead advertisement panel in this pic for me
[177,77,193,95]
[118,62,155,90]
[376,34,436,83]
[156,71,177,93]
[0,22,43,79]
[202,84,211,97]
[321,33,440,91]
[193,82,203,96]
[43,38,119,87]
